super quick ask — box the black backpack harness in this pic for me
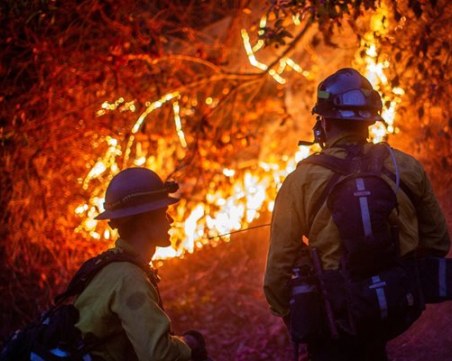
[300,143,419,230]
[289,143,425,346]
[55,248,160,304]
[1,249,159,361]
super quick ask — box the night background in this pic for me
[1,0,451,359]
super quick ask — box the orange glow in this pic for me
[75,9,400,261]
[75,127,314,259]
[355,4,403,143]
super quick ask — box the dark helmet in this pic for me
[95,167,179,220]
[312,68,383,123]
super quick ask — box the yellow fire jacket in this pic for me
[74,239,191,361]
[264,133,450,317]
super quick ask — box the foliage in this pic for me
[381,1,451,181]
[261,0,378,47]
[0,0,450,344]
[0,0,303,337]
[261,0,451,179]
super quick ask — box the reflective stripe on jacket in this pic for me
[74,239,191,361]
[264,134,450,317]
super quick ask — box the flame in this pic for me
[75,93,182,244]
[75,129,312,260]
[82,136,122,190]
[75,8,400,261]
[355,4,403,143]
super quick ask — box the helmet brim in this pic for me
[95,196,179,220]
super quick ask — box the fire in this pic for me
[355,5,404,143]
[172,101,188,149]
[240,16,311,84]
[75,8,400,260]
[75,137,307,259]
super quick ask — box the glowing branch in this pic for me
[241,15,312,84]
[173,101,187,148]
[124,92,180,163]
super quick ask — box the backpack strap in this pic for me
[297,144,369,224]
[55,249,159,304]
[51,249,161,356]
[299,155,344,225]
[381,167,420,208]
[300,143,390,172]
[297,144,419,226]
[302,155,352,174]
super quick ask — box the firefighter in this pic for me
[263,68,450,361]
[74,167,209,361]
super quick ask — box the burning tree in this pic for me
[1,0,450,354]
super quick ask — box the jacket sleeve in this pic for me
[416,168,450,256]
[111,266,191,361]
[264,173,306,317]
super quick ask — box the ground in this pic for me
[158,192,452,361]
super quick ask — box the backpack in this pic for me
[0,249,158,361]
[298,143,424,339]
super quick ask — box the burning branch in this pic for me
[1,0,450,339]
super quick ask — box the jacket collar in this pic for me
[326,133,367,149]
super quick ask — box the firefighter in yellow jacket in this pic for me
[264,68,450,361]
[75,168,209,361]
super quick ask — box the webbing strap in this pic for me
[299,150,357,225]
[292,284,317,296]
[301,154,354,175]
[439,258,447,298]
[381,168,419,207]
[355,178,373,237]
[55,250,159,304]
[309,172,341,225]
[369,276,388,319]
[297,144,418,228]
[297,145,367,225]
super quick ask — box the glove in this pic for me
[183,330,210,361]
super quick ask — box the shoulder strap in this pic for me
[297,143,388,174]
[369,144,419,207]
[381,167,420,207]
[297,144,390,225]
[51,250,161,354]
[299,154,347,224]
[55,249,159,304]
[299,153,353,175]
[297,144,419,226]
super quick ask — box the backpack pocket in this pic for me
[345,266,423,340]
[418,256,452,303]
[289,273,327,342]
[327,174,399,276]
